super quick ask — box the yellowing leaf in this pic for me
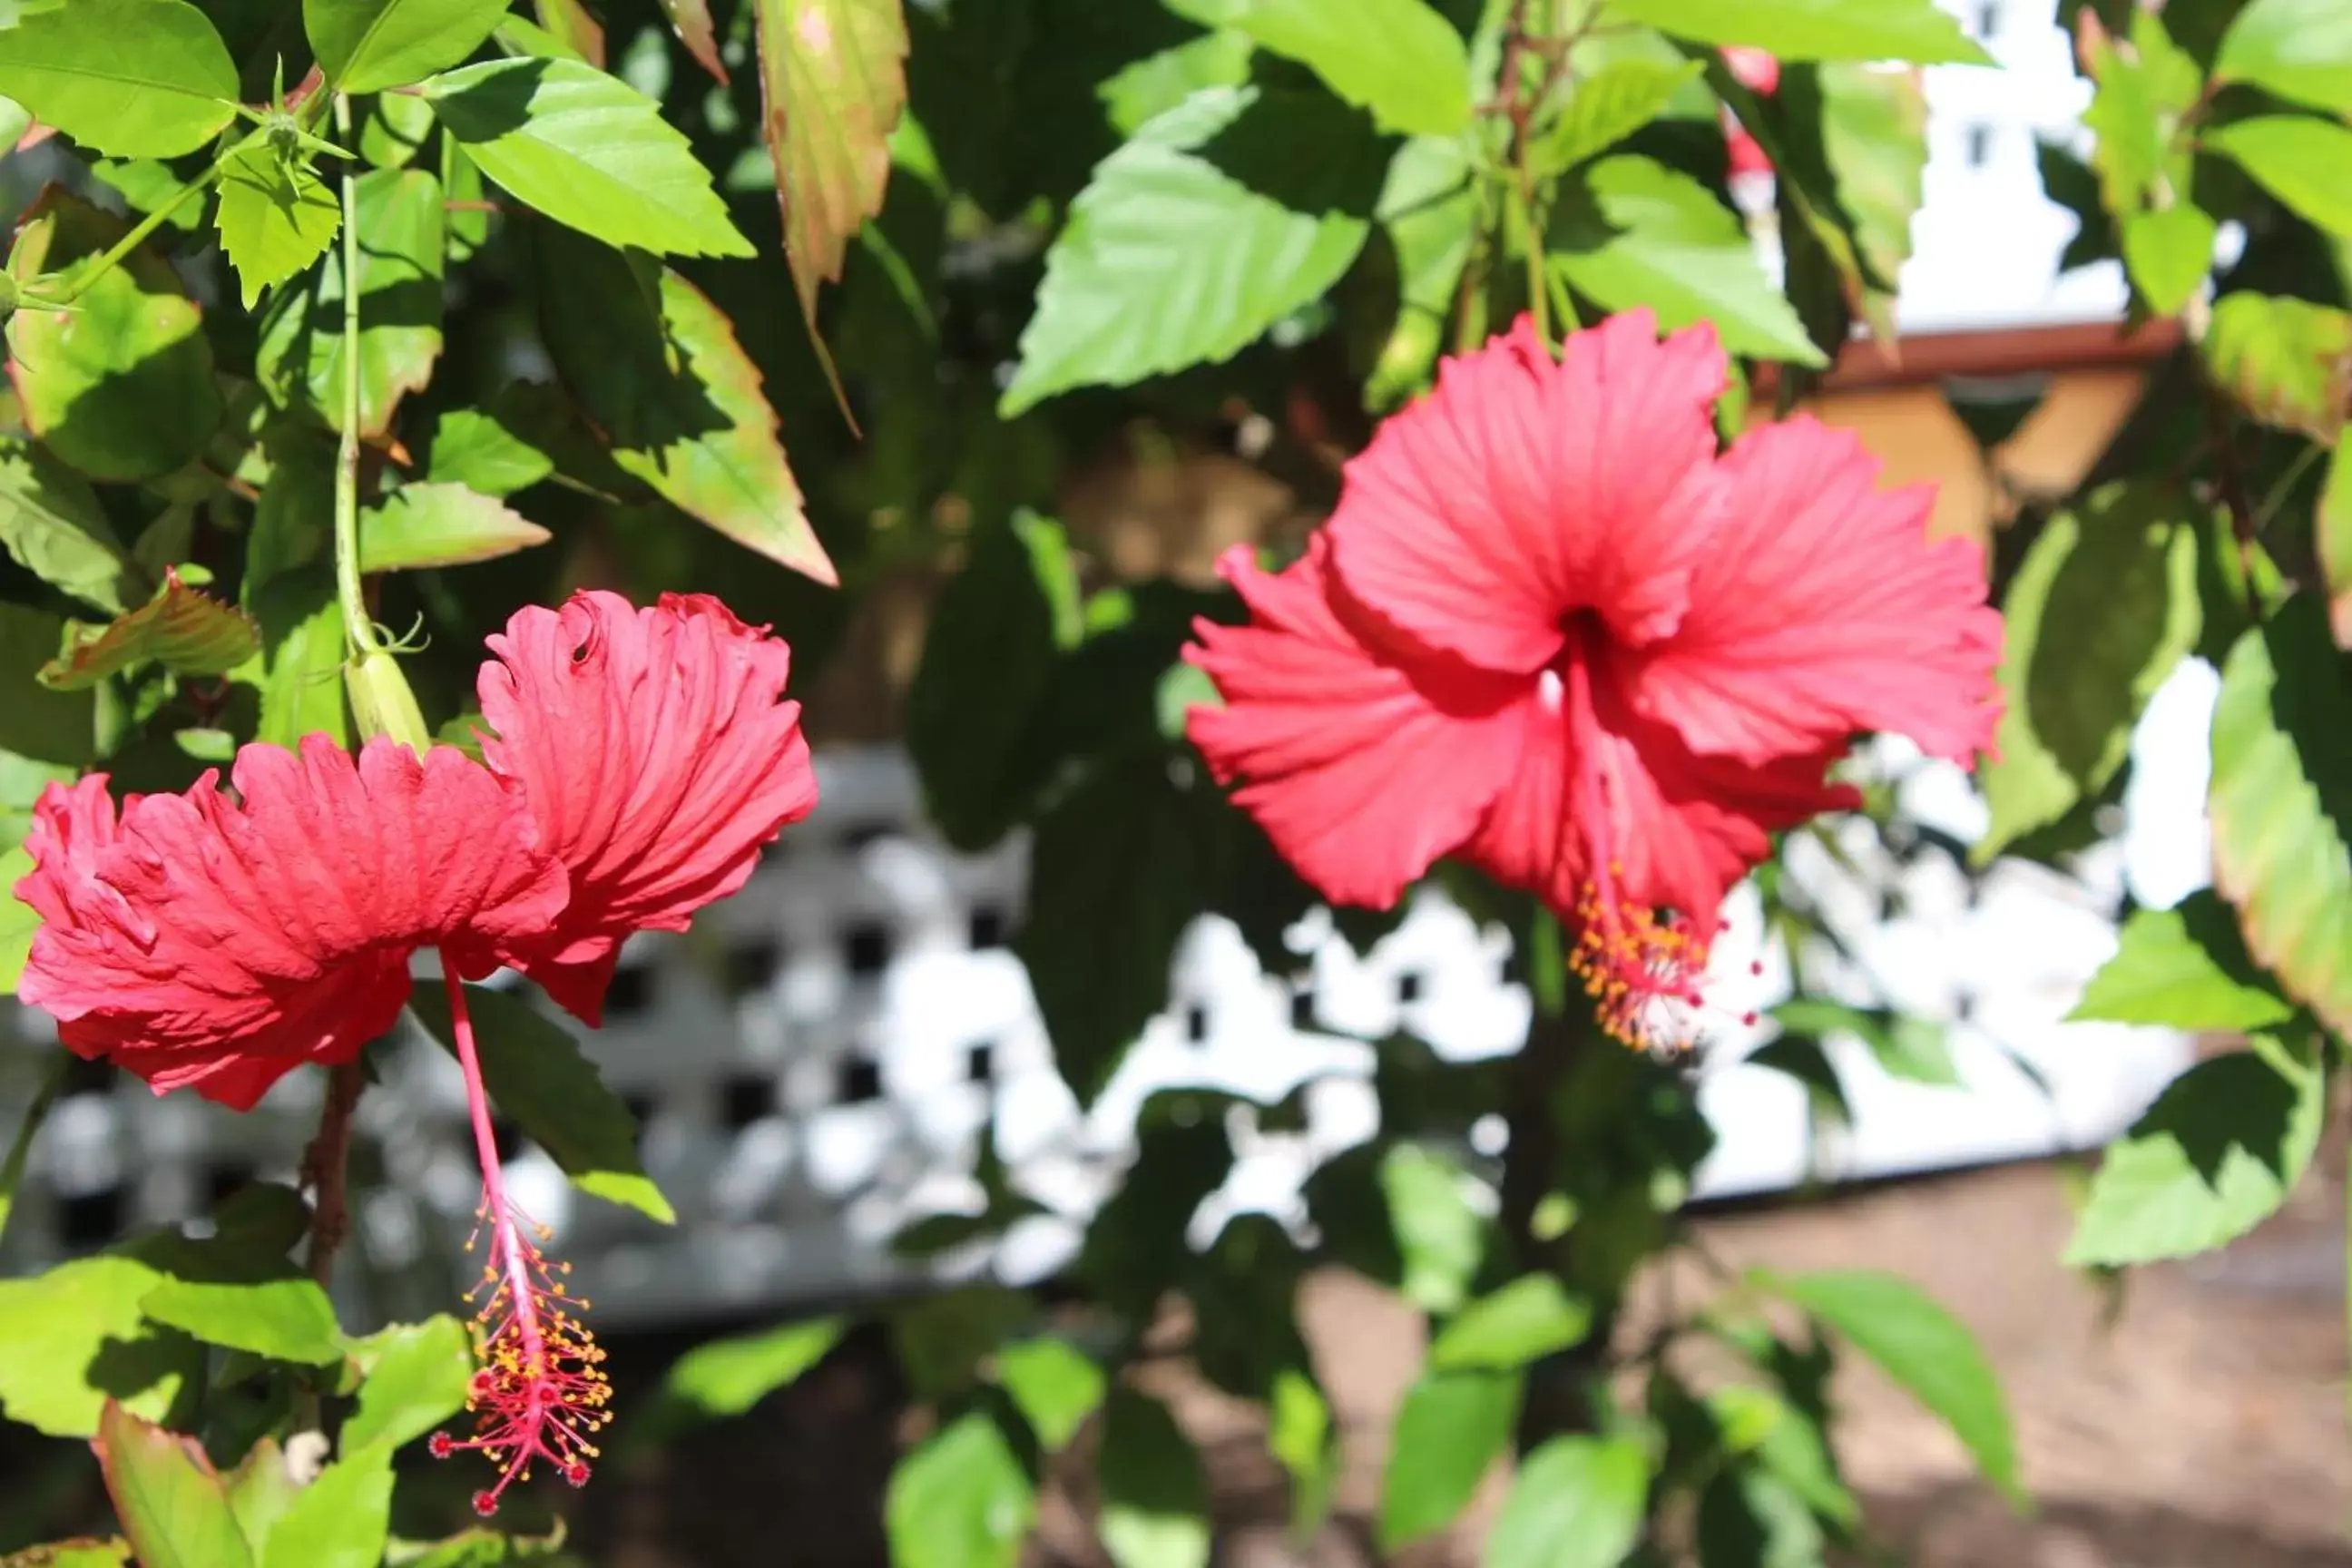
[753,0,909,319]
[41,572,261,691]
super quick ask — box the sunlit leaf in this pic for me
[885,1411,1034,1568]
[1099,1389,1210,1568]
[1379,1368,1519,1549]
[214,148,343,310]
[753,0,909,317]
[2070,891,2295,1031]
[41,572,260,691]
[1484,1435,1646,1568]
[0,0,237,158]
[2213,0,2352,115]
[1166,0,1471,136]
[2200,293,2352,443]
[341,1318,473,1452]
[2206,115,2352,240]
[93,1402,253,1568]
[1606,0,1991,64]
[359,483,551,573]
[306,0,512,93]
[0,436,140,613]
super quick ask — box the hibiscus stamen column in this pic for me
[427,959,611,1515]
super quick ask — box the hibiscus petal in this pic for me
[16,736,568,1111]
[1185,537,1530,910]
[478,591,818,1024]
[1327,309,1730,674]
[1465,645,1857,934]
[1625,416,2004,764]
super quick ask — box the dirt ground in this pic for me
[591,1156,2352,1568]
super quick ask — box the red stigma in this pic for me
[473,1490,499,1519]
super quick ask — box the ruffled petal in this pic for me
[478,591,818,1024]
[1327,309,1730,673]
[1623,416,2004,764]
[1184,537,1532,910]
[15,736,569,1111]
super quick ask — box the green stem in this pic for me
[43,170,225,304]
[331,93,378,656]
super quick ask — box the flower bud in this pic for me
[345,648,432,754]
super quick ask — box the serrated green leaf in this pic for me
[2209,598,2352,1039]
[885,1411,1034,1568]
[2065,1033,2323,1266]
[753,0,909,318]
[426,408,553,496]
[0,436,139,613]
[1534,58,1704,174]
[93,1402,253,1568]
[1167,0,1471,136]
[0,0,237,158]
[257,167,445,438]
[2213,0,2352,115]
[1483,1435,1646,1568]
[992,1336,1105,1453]
[2206,116,2352,239]
[307,0,513,93]
[536,232,834,583]
[140,1273,343,1366]
[1548,153,1825,366]
[906,509,1082,849]
[215,149,343,310]
[258,1443,392,1568]
[1976,483,2203,861]
[1429,1276,1593,1374]
[341,1318,473,1452]
[423,56,752,258]
[408,983,675,1223]
[2070,891,2294,1031]
[2201,293,2352,442]
[1604,0,1989,64]
[5,191,221,482]
[1001,83,1381,415]
[0,1257,195,1437]
[1378,1368,1520,1550]
[1100,1388,1210,1568]
[220,1440,299,1558]
[242,569,349,751]
[359,483,550,573]
[1757,1269,2020,1503]
[41,572,260,691]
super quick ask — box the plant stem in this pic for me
[43,171,224,304]
[331,94,378,656]
[299,1060,366,1288]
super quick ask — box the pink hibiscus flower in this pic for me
[1185,310,2002,1050]
[13,590,819,1514]
[1722,46,1780,179]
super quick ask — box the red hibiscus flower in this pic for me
[13,589,818,1514]
[1185,311,2001,1049]
[474,591,818,1024]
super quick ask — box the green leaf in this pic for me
[1100,30,1254,137]
[2325,435,2352,645]
[2206,116,2352,239]
[0,1256,195,1437]
[906,509,1083,849]
[992,1336,1105,1453]
[2202,293,2352,442]
[1767,999,1962,1088]
[0,0,237,158]
[884,1411,1035,1568]
[93,1402,253,1568]
[41,573,261,691]
[1813,61,1928,319]
[214,149,343,310]
[359,483,551,573]
[2,1542,133,1568]
[1757,1269,2020,1504]
[5,191,221,483]
[1267,1367,1338,1535]
[1367,133,1476,410]
[257,167,446,438]
[891,1288,1034,1402]
[2213,0,2352,115]
[422,56,752,258]
[89,158,203,233]
[0,436,139,613]
[2070,891,2295,1031]
[1001,83,1381,415]
[1976,484,2203,861]
[752,0,910,317]
[258,1444,393,1568]
[140,1274,343,1366]
[426,408,554,497]
[653,1316,843,1426]
[536,232,835,583]
[1378,1368,1520,1550]
[307,0,513,93]
[221,1440,299,1558]
[2121,205,2218,317]
[1483,1435,1647,1568]
[244,569,350,751]
[1548,155,1825,367]
[661,0,729,83]
[2208,598,2352,1040]
[1099,1388,1210,1568]
[1167,0,1471,137]
[1602,0,1989,64]
[380,1523,570,1567]
[1381,1142,1484,1315]
[358,91,439,168]
[1430,1277,1593,1375]
[2066,1033,2324,1266]
[341,1318,474,1452]
[1696,1464,1824,1568]
[0,605,95,765]
[0,1051,60,1236]
[408,982,675,1223]
[1534,58,1704,174]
